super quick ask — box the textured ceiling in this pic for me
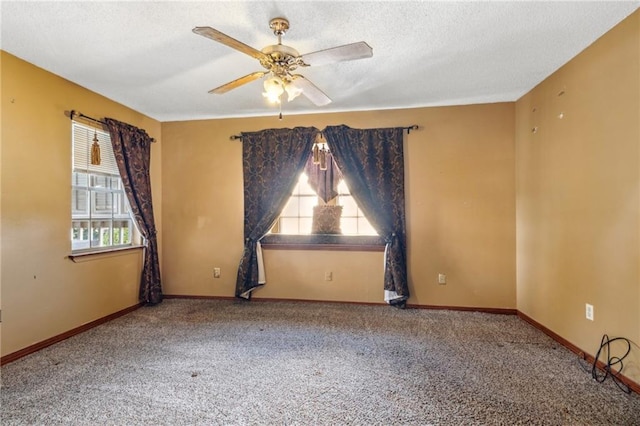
[1,1,638,122]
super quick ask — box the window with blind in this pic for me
[71,122,136,252]
[270,172,377,236]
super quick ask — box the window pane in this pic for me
[110,176,121,189]
[298,175,316,195]
[90,220,112,248]
[339,196,358,217]
[92,191,115,216]
[337,179,350,194]
[281,198,299,217]
[72,189,89,216]
[72,171,88,187]
[112,220,131,245]
[358,218,378,236]
[122,193,131,214]
[71,220,90,250]
[101,226,111,246]
[341,218,358,234]
[299,218,313,234]
[91,175,110,188]
[280,218,299,234]
[113,192,130,217]
[299,195,318,214]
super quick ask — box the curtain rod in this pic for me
[69,110,156,142]
[229,125,419,141]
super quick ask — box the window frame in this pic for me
[70,121,141,255]
[264,171,384,251]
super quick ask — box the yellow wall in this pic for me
[0,52,163,357]
[515,11,639,383]
[161,103,516,308]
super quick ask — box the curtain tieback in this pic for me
[147,228,158,238]
[384,233,397,244]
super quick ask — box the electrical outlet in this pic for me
[324,271,333,281]
[585,303,594,321]
[438,273,446,285]
[213,267,221,278]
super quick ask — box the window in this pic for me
[272,173,318,234]
[335,179,378,236]
[270,172,378,236]
[71,122,137,252]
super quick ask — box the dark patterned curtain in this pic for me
[323,125,409,306]
[105,118,162,305]
[304,152,343,203]
[236,127,318,298]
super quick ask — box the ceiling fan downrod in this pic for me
[269,17,289,45]
[261,17,299,72]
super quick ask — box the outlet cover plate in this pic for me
[585,303,594,321]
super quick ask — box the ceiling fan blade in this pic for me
[299,41,373,66]
[289,76,332,106]
[193,26,269,62]
[209,72,266,94]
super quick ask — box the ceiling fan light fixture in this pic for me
[284,82,302,102]
[263,75,284,103]
[195,17,372,110]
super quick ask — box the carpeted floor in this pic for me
[2,299,639,425]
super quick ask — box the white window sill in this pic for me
[68,245,144,263]
[260,234,384,252]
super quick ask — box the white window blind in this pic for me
[72,123,119,175]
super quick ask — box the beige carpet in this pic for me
[2,299,639,425]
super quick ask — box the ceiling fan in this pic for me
[193,17,373,107]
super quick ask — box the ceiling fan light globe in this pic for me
[262,75,285,103]
[262,91,282,104]
[263,76,284,94]
[285,84,303,102]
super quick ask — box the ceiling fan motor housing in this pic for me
[261,44,300,70]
